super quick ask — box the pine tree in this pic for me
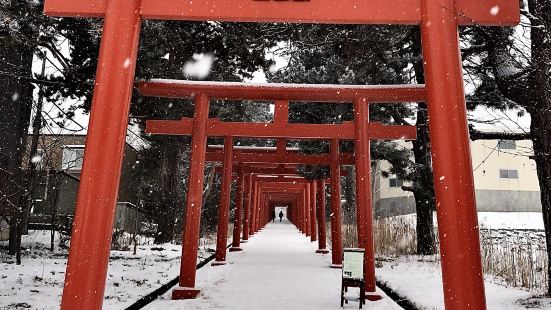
[463,0,551,294]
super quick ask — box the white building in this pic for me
[373,139,541,217]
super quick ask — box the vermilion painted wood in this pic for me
[304,184,311,237]
[215,165,348,177]
[329,139,343,267]
[173,93,210,300]
[146,118,417,140]
[58,1,142,309]
[309,181,317,242]
[214,137,234,264]
[207,150,355,165]
[251,182,259,235]
[353,98,377,294]
[230,169,245,250]
[138,80,426,103]
[421,0,486,308]
[242,174,253,240]
[316,180,329,253]
[45,0,519,26]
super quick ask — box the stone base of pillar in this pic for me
[316,249,330,254]
[211,261,227,266]
[172,287,201,300]
[240,240,248,243]
[330,264,343,269]
[229,247,243,252]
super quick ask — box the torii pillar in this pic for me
[230,167,244,252]
[213,136,234,265]
[316,179,329,254]
[309,180,317,242]
[173,93,211,299]
[242,173,253,241]
[304,183,311,237]
[329,138,343,268]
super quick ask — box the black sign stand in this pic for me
[340,248,366,309]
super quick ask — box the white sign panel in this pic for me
[343,249,364,280]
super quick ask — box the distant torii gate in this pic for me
[213,162,344,256]
[43,0,519,309]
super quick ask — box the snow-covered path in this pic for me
[145,221,401,310]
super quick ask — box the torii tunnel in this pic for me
[142,81,418,300]
[43,0,520,309]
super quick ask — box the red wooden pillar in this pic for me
[259,195,264,230]
[173,93,211,299]
[330,139,343,267]
[310,180,317,242]
[251,182,258,235]
[302,188,309,237]
[213,137,234,264]
[213,136,234,265]
[230,167,245,252]
[354,97,377,294]
[256,193,262,231]
[297,193,304,233]
[60,1,142,308]
[243,173,252,241]
[421,0,486,308]
[316,180,329,254]
[304,185,310,237]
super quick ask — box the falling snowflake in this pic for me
[183,53,214,79]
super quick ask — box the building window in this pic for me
[498,140,516,150]
[389,178,404,188]
[499,169,519,179]
[62,147,85,170]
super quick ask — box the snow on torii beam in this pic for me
[45,0,519,26]
[138,80,427,102]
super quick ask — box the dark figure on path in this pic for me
[279,210,284,222]
[272,211,275,222]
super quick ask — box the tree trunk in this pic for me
[526,0,550,294]
[531,111,551,295]
[0,36,35,257]
[342,166,355,224]
[154,137,187,244]
[410,28,437,255]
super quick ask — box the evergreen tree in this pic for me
[462,0,551,294]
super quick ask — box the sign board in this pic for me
[342,248,365,280]
[45,0,519,26]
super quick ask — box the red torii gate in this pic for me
[143,83,417,299]
[43,0,520,309]
[213,162,343,255]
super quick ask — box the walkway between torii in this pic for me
[144,221,402,310]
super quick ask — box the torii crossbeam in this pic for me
[43,0,520,309]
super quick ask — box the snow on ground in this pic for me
[386,211,544,231]
[0,230,214,309]
[377,256,551,310]
[145,220,401,310]
[478,212,544,230]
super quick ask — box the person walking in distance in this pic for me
[272,210,276,223]
[278,210,284,222]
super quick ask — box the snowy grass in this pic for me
[0,226,229,309]
[369,212,548,295]
[376,256,551,310]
